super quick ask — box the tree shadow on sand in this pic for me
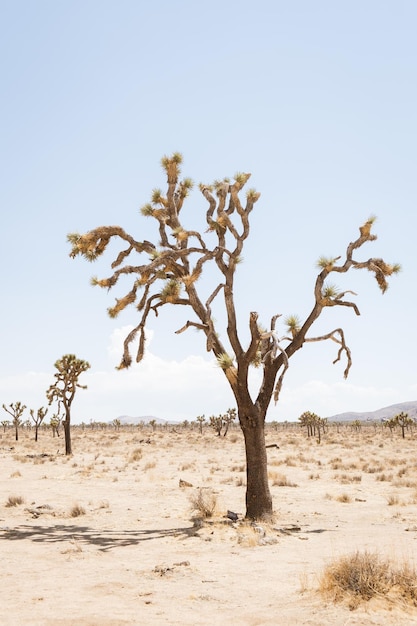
[0,523,197,552]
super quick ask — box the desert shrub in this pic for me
[231,464,245,472]
[189,488,217,519]
[283,456,296,467]
[179,462,195,471]
[319,550,417,608]
[270,472,298,487]
[376,472,393,482]
[5,494,25,507]
[128,447,143,463]
[69,503,86,517]
[336,493,351,503]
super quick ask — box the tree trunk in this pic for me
[241,413,273,520]
[63,418,72,455]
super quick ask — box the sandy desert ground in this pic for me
[2,422,417,626]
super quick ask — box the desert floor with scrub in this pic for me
[1,423,417,626]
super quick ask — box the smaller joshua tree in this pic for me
[30,407,48,442]
[393,411,413,439]
[195,414,206,435]
[222,407,237,437]
[112,418,121,431]
[209,414,224,436]
[299,411,319,438]
[2,402,26,441]
[209,408,237,437]
[46,354,90,455]
[50,414,63,438]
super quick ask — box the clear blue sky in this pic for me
[1,0,416,423]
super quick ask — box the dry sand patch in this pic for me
[1,425,417,624]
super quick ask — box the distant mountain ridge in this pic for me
[115,401,417,425]
[328,400,417,423]
[117,415,170,425]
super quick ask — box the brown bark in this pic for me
[63,418,72,455]
[240,407,273,520]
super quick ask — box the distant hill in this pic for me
[117,415,171,425]
[328,400,417,423]
[113,401,417,425]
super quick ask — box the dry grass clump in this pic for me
[269,472,298,487]
[12,454,28,464]
[283,456,296,467]
[128,448,143,463]
[237,524,261,547]
[179,461,195,471]
[5,494,25,507]
[189,488,217,519]
[386,494,400,506]
[335,473,361,484]
[376,472,393,482]
[319,550,417,609]
[69,503,86,517]
[336,493,351,503]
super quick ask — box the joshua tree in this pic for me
[298,411,326,442]
[68,153,400,519]
[46,354,90,455]
[195,414,206,435]
[299,411,317,438]
[30,406,48,442]
[384,417,397,435]
[209,414,224,437]
[1,420,10,433]
[2,402,26,441]
[351,419,362,432]
[49,414,62,437]
[393,411,413,439]
[222,407,237,437]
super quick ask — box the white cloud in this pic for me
[0,326,413,425]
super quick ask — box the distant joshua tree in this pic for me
[2,402,26,441]
[1,420,10,433]
[393,411,413,439]
[209,408,236,437]
[30,406,48,442]
[50,414,62,437]
[222,407,237,437]
[299,411,318,438]
[46,354,90,455]
[209,414,224,437]
[195,414,206,435]
[68,153,400,520]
